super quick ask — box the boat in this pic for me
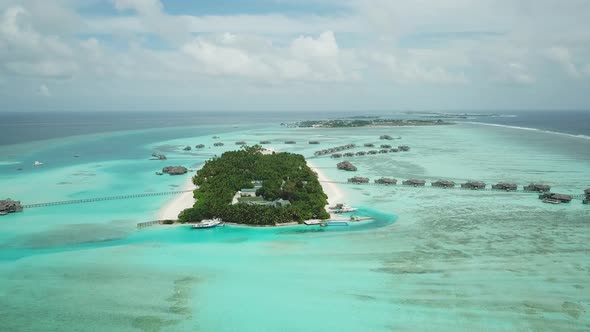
[155,172,163,175]
[0,211,7,216]
[191,218,222,229]
[33,161,44,166]
[328,203,358,213]
[542,198,561,205]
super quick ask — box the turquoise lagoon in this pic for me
[0,120,589,331]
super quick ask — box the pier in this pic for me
[319,180,587,200]
[22,189,194,209]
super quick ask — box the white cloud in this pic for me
[39,83,50,96]
[546,47,580,77]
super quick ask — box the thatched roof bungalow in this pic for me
[260,140,271,144]
[214,142,224,146]
[524,183,551,192]
[0,198,23,214]
[378,149,389,154]
[344,152,355,157]
[235,141,247,145]
[367,150,378,155]
[331,153,343,158]
[183,146,192,151]
[375,177,397,185]
[356,151,366,156]
[285,140,296,144]
[398,145,410,151]
[348,176,369,184]
[364,143,375,147]
[403,179,426,186]
[380,144,392,149]
[309,141,320,144]
[380,135,393,140]
[461,181,486,190]
[337,161,357,171]
[585,188,590,197]
[432,180,455,188]
[162,166,188,175]
[492,182,517,191]
[389,148,400,152]
[195,144,205,148]
[539,193,572,203]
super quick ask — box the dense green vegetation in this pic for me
[178,146,330,225]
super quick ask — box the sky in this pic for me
[1,0,590,112]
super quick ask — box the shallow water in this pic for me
[0,120,589,331]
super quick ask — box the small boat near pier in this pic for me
[192,218,223,229]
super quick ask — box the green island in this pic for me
[295,118,453,128]
[178,146,330,226]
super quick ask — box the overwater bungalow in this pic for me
[0,198,23,215]
[214,142,224,147]
[492,182,518,191]
[403,179,426,186]
[195,144,205,148]
[356,151,366,156]
[380,135,393,140]
[348,176,369,184]
[235,141,247,145]
[378,149,389,154]
[162,166,188,175]
[380,144,392,149]
[285,141,296,144]
[539,193,572,203]
[375,177,397,185]
[432,180,455,188]
[331,153,343,158]
[364,143,375,147]
[260,140,271,144]
[368,150,378,155]
[309,141,320,144]
[585,188,590,197]
[183,146,191,151]
[344,152,355,157]
[461,181,486,190]
[389,148,400,152]
[151,153,167,160]
[398,145,410,151]
[524,183,551,192]
[212,136,220,139]
[337,161,357,171]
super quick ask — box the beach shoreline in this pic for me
[306,160,346,217]
[157,176,196,220]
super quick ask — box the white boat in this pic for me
[329,204,357,213]
[191,218,222,229]
[33,161,44,166]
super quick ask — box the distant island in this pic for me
[178,146,330,226]
[295,118,453,128]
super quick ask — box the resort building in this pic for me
[355,151,366,156]
[398,145,410,151]
[364,143,375,147]
[432,180,456,188]
[368,150,378,155]
[380,144,392,149]
[492,183,518,191]
[348,176,369,184]
[214,142,224,146]
[380,135,393,140]
[235,141,247,145]
[375,177,397,185]
[195,144,205,148]
[539,193,572,203]
[389,148,400,152]
[524,183,551,192]
[331,153,343,158]
[259,140,271,144]
[183,146,191,151]
[309,141,320,144]
[378,149,389,154]
[285,141,296,144]
[0,198,23,215]
[403,179,426,186]
[344,152,355,157]
[461,181,486,190]
[337,161,357,171]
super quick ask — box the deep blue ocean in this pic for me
[1,110,588,146]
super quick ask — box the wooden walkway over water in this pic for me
[22,190,194,208]
[320,181,587,200]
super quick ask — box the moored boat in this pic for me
[33,161,44,166]
[191,218,223,229]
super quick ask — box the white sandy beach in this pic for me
[157,177,196,220]
[306,160,345,207]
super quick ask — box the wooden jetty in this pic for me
[137,220,163,228]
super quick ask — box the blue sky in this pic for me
[1,0,589,112]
